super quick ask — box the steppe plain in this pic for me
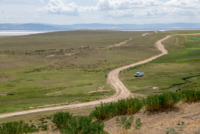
[0,30,200,134]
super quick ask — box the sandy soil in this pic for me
[0,36,171,119]
[104,102,200,134]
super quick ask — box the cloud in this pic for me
[37,0,200,22]
[165,0,200,8]
[96,0,162,10]
[38,0,44,3]
[93,0,200,19]
[40,0,79,16]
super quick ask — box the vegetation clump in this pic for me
[52,111,107,134]
[0,120,38,134]
[52,111,72,129]
[91,98,143,120]
[60,115,107,134]
[144,92,182,111]
[182,90,200,102]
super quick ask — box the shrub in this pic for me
[91,102,117,120]
[91,98,143,120]
[135,118,142,129]
[0,120,38,134]
[116,116,142,133]
[126,98,143,115]
[144,92,182,111]
[116,116,134,131]
[52,112,72,129]
[182,90,200,102]
[60,116,107,134]
[41,125,48,131]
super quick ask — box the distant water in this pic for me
[0,30,169,36]
[0,31,49,36]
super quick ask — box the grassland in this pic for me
[120,34,200,96]
[0,30,163,114]
[1,30,200,134]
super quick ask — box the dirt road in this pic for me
[0,36,171,119]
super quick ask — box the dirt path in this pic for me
[107,37,133,48]
[142,33,149,36]
[0,36,171,119]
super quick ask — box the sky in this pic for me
[0,0,200,25]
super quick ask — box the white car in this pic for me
[135,72,144,77]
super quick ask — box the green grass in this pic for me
[154,30,200,36]
[0,31,162,114]
[120,35,200,95]
[1,30,199,115]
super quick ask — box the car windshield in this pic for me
[136,72,140,74]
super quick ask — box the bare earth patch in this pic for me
[88,90,110,94]
[88,86,110,93]
[104,102,200,134]
[0,92,8,97]
[45,90,64,96]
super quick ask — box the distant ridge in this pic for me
[0,23,200,31]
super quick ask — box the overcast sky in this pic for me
[0,0,200,25]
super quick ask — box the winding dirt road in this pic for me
[0,36,171,119]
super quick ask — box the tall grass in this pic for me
[91,91,192,120]
[91,98,143,120]
[0,120,38,134]
[51,112,107,134]
[182,90,200,102]
[60,116,107,134]
[52,111,72,129]
[144,92,182,111]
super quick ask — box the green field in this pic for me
[0,30,200,133]
[0,30,164,114]
[1,30,200,117]
[120,34,200,96]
